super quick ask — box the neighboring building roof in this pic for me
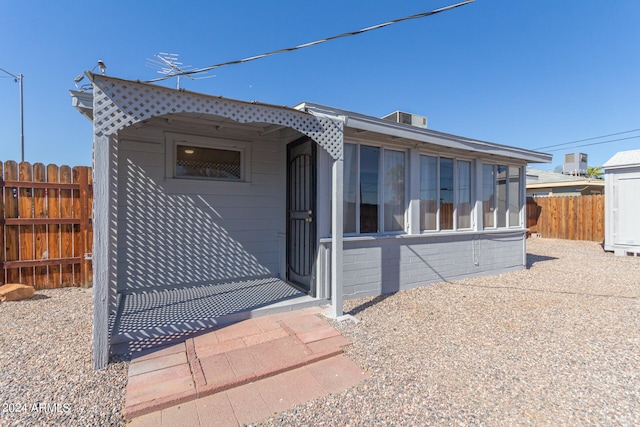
[603,149,640,169]
[526,167,604,190]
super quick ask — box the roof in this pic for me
[70,74,552,164]
[526,167,604,189]
[603,149,640,169]
[296,102,552,164]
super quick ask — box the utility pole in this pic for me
[0,67,24,162]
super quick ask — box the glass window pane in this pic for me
[496,165,507,227]
[420,155,437,230]
[343,144,357,233]
[360,146,379,233]
[176,145,241,179]
[482,164,495,228]
[457,160,472,229]
[440,158,454,230]
[384,150,405,232]
[509,166,521,226]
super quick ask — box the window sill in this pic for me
[319,227,526,243]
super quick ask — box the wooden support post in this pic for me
[328,155,344,318]
[92,133,112,369]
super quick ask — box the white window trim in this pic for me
[164,132,252,183]
[344,142,408,236]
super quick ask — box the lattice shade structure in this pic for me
[90,73,344,159]
[88,73,348,370]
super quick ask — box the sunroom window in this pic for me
[420,155,474,231]
[440,158,454,230]
[419,155,437,231]
[457,160,472,229]
[483,163,522,229]
[508,166,521,226]
[384,149,406,232]
[482,164,496,228]
[496,165,507,227]
[343,143,406,234]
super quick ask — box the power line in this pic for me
[544,135,640,152]
[533,128,640,150]
[145,0,474,83]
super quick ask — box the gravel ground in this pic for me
[1,239,638,426]
[260,238,640,426]
[0,287,128,426]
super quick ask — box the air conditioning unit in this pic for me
[382,111,428,129]
[563,152,588,176]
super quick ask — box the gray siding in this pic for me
[339,232,525,298]
[116,124,286,292]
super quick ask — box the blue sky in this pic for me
[1,0,639,169]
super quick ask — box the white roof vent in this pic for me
[382,111,427,129]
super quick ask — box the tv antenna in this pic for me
[146,53,214,89]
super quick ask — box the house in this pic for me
[526,167,604,196]
[71,74,551,368]
[603,149,640,256]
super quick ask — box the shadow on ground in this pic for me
[346,293,397,316]
[526,253,557,268]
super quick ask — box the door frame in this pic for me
[286,136,317,296]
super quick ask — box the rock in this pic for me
[0,283,35,302]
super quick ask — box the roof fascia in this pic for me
[296,102,552,164]
[527,180,604,189]
[69,89,94,121]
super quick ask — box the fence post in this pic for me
[18,162,34,287]
[3,161,19,283]
[0,162,4,285]
[78,167,90,287]
[33,163,48,288]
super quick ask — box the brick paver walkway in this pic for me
[125,307,369,426]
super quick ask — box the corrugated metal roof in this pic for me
[603,149,640,169]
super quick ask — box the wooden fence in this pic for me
[1,161,93,289]
[526,194,604,242]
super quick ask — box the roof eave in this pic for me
[526,180,604,189]
[69,90,94,121]
[297,102,552,164]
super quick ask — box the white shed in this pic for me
[603,149,640,255]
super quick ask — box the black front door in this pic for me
[286,137,316,295]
